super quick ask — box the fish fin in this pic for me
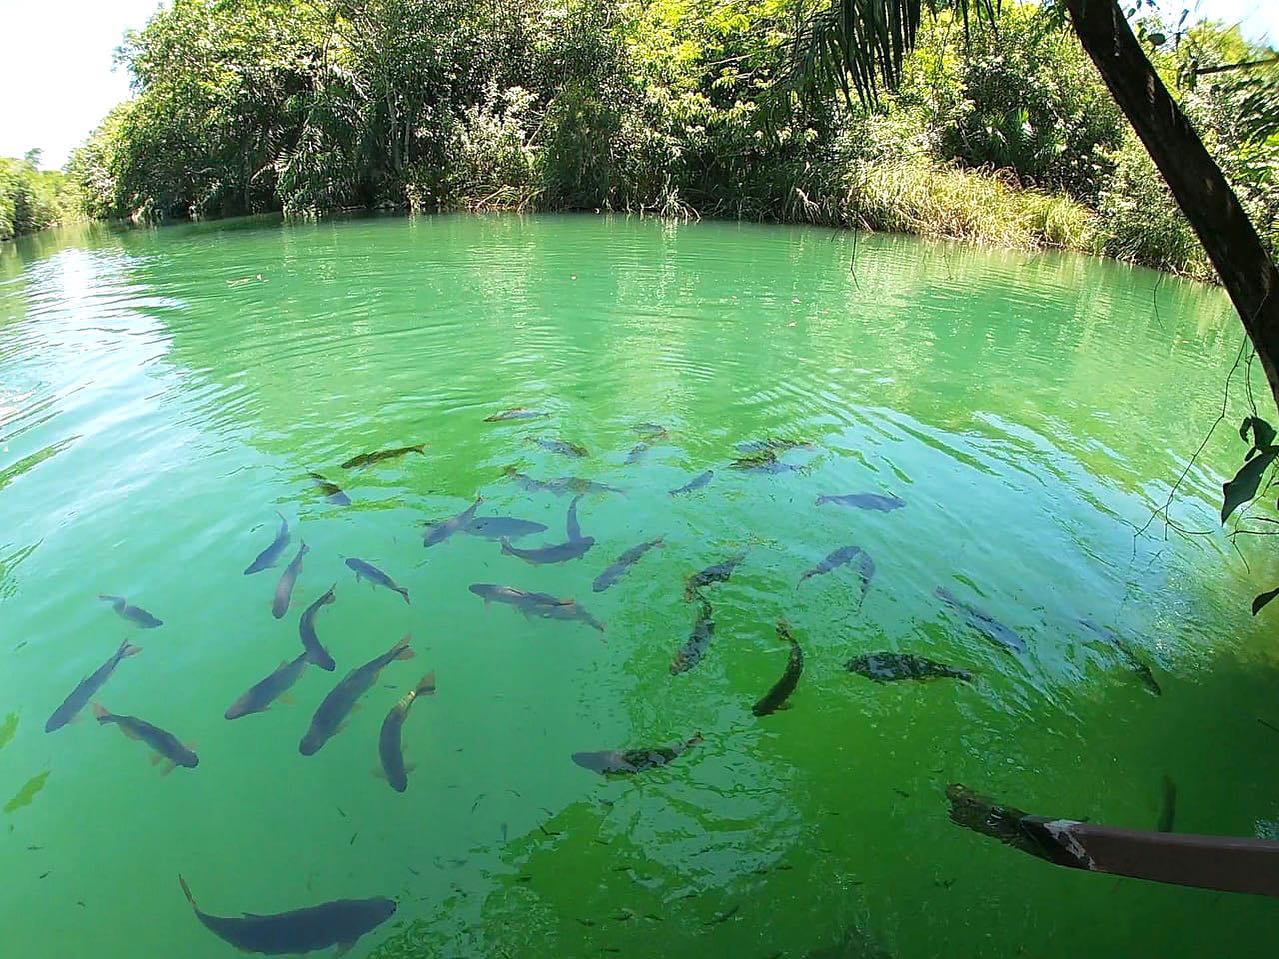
[371,767,386,780]
[416,672,437,695]
[398,587,411,605]
[91,703,110,722]
[350,703,362,713]
[159,761,176,776]
[334,941,357,958]
[149,752,164,766]
[394,635,416,660]
[279,693,295,706]
[120,641,142,657]
[178,875,197,909]
[405,762,417,774]
[118,723,141,741]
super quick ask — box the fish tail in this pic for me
[299,541,310,556]
[92,703,113,723]
[413,444,426,454]
[393,634,416,660]
[416,673,437,696]
[324,584,337,603]
[119,639,142,658]
[178,874,198,909]
[397,586,411,605]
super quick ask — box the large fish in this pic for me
[572,733,702,775]
[225,653,311,720]
[798,546,876,606]
[845,651,973,683]
[345,558,410,604]
[485,408,544,422]
[378,673,436,793]
[308,472,351,506]
[669,470,713,496]
[1079,619,1161,696]
[423,496,482,547]
[500,499,594,564]
[935,587,1026,654]
[468,583,604,632]
[752,620,804,716]
[671,599,715,674]
[535,438,589,458]
[46,639,141,732]
[462,515,548,540]
[97,594,163,628]
[272,542,309,619]
[501,467,620,497]
[565,494,585,542]
[592,537,664,592]
[244,512,290,575]
[685,553,746,600]
[178,875,395,955]
[816,492,906,512]
[94,705,198,770]
[340,444,425,469]
[299,585,337,671]
[300,635,415,755]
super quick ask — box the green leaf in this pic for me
[1221,449,1277,522]
[1239,416,1275,453]
[3,771,49,814]
[1147,32,1167,47]
[1253,586,1279,615]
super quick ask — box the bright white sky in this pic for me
[0,0,1276,169]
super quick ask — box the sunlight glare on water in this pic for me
[1,214,1276,958]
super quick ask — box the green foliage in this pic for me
[0,157,81,241]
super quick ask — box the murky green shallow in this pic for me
[2,214,1277,958]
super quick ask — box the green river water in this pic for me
[1,214,1277,958]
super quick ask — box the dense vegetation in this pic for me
[62,0,1279,279]
[0,152,81,241]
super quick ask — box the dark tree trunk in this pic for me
[1064,0,1279,411]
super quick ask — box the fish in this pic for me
[468,584,605,632]
[225,653,311,720]
[177,875,395,955]
[752,619,804,716]
[299,585,337,671]
[799,546,876,606]
[485,408,544,422]
[93,705,198,770]
[816,492,906,512]
[340,444,426,469]
[308,472,351,506]
[671,599,714,674]
[572,733,703,776]
[500,502,594,564]
[97,594,163,628]
[1079,619,1161,695]
[244,512,290,575]
[1157,775,1176,833]
[345,557,410,604]
[625,443,649,465]
[684,553,746,600]
[501,467,621,497]
[300,635,416,755]
[462,515,548,540]
[378,673,437,792]
[736,438,815,454]
[729,449,800,473]
[633,423,668,439]
[592,537,664,592]
[272,542,309,619]
[669,470,713,496]
[46,639,141,732]
[535,438,589,457]
[935,587,1026,654]
[423,496,483,547]
[845,651,973,683]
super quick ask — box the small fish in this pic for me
[94,705,198,770]
[308,472,351,506]
[378,673,436,793]
[46,638,141,732]
[500,536,594,565]
[340,444,426,469]
[935,587,1025,654]
[625,443,649,465]
[272,542,309,619]
[244,512,290,575]
[633,423,668,439]
[345,557,410,604]
[671,599,714,674]
[1157,775,1177,833]
[685,553,746,600]
[178,875,395,955]
[553,476,624,497]
[845,651,972,683]
[423,496,483,547]
[97,594,163,628]
[1079,619,1161,695]
[798,545,868,585]
[592,537,664,592]
[573,733,703,775]
[669,470,713,496]
[816,492,906,512]
[468,584,604,632]
[535,438,589,458]
[485,408,543,422]
[736,438,814,454]
[462,515,548,540]
[225,653,311,720]
[300,635,416,755]
[729,449,800,473]
[299,585,337,671]
[752,619,804,716]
